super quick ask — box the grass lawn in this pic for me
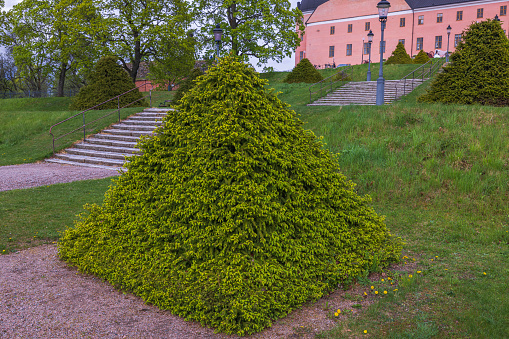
[0,65,508,337]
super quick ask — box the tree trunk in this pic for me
[57,62,68,97]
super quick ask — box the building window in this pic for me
[418,15,424,25]
[416,37,423,50]
[365,22,370,31]
[329,46,335,57]
[454,34,462,47]
[363,42,370,55]
[435,36,443,49]
[400,17,405,27]
[399,39,405,45]
[300,51,304,61]
[346,44,353,56]
[380,41,386,54]
[300,34,304,41]
[330,26,335,35]
[477,8,483,19]
[437,13,443,23]
[501,5,507,16]
[347,24,352,33]
[457,11,463,21]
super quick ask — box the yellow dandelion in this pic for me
[364,292,367,296]
[393,289,398,291]
[409,274,413,278]
[375,291,378,295]
[445,269,448,271]
[435,256,438,258]
[381,279,385,282]
[483,272,487,275]
[334,312,339,317]
[388,277,392,280]
[371,286,374,289]
[337,309,341,314]
[417,271,422,273]
[364,330,368,334]
[383,291,387,294]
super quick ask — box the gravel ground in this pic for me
[0,162,120,192]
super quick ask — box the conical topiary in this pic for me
[70,55,146,110]
[413,49,430,64]
[58,54,402,335]
[419,19,509,106]
[385,42,413,64]
[171,67,203,104]
[284,57,323,83]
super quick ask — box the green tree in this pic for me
[284,58,323,83]
[171,67,203,104]
[59,54,401,335]
[96,0,193,83]
[194,0,304,68]
[419,19,509,106]
[385,42,413,64]
[70,55,146,110]
[413,49,430,64]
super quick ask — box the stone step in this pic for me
[45,158,125,171]
[92,134,141,143]
[65,148,133,160]
[84,137,138,148]
[50,153,126,167]
[110,123,157,131]
[74,143,139,154]
[101,129,156,137]
[121,119,164,126]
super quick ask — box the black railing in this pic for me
[49,83,151,154]
[393,57,447,101]
[309,65,354,104]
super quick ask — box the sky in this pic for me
[2,0,300,72]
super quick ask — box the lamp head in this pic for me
[367,30,374,43]
[377,0,391,21]
[447,25,452,34]
[213,24,223,42]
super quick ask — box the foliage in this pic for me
[171,67,203,104]
[96,0,193,83]
[284,58,323,83]
[193,0,304,67]
[70,55,145,110]
[58,54,401,335]
[385,42,413,65]
[413,50,430,64]
[419,19,509,106]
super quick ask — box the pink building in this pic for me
[296,0,509,67]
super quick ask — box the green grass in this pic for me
[0,64,508,337]
[0,91,175,166]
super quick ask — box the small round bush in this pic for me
[284,58,323,83]
[59,54,402,336]
[386,42,413,65]
[413,50,430,64]
[70,56,146,110]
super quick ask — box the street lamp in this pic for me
[446,25,452,62]
[367,30,374,81]
[213,24,223,57]
[376,0,390,106]
[494,14,500,21]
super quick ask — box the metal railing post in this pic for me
[83,111,86,141]
[150,89,152,107]
[118,97,120,123]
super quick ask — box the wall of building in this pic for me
[296,0,509,68]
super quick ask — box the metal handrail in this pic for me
[393,57,447,101]
[309,65,354,104]
[49,83,152,154]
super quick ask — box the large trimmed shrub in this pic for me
[419,19,509,106]
[413,50,430,64]
[171,67,204,104]
[284,58,323,83]
[385,42,413,64]
[59,54,402,335]
[70,56,146,110]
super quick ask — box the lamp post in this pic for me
[376,0,390,106]
[495,14,500,21]
[367,30,374,81]
[446,25,451,62]
[213,24,223,57]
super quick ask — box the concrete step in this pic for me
[110,123,157,131]
[50,153,126,167]
[74,143,139,154]
[83,137,138,148]
[65,148,133,160]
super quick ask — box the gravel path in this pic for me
[0,162,120,192]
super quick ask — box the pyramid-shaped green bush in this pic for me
[413,49,430,64]
[385,42,413,64]
[284,58,323,83]
[70,55,146,110]
[419,19,509,106]
[59,54,402,335]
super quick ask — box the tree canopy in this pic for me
[194,0,304,68]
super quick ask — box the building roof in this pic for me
[297,0,329,12]
[404,0,483,9]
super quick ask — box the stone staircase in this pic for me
[308,78,426,106]
[46,108,172,171]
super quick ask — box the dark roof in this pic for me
[297,0,329,12]
[405,0,483,9]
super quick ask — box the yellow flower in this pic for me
[375,291,378,295]
[393,289,398,291]
[364,330,368,334]
[371,286,374,289]
[337,309,341,314]
[334,312,339,317]
[483,272,487,275]
[381,279,385,282]
[388,277,392,280]
[417,271,422,273]
[364,292,367,296]
[409,274,413,278]
[383,291,387,294]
